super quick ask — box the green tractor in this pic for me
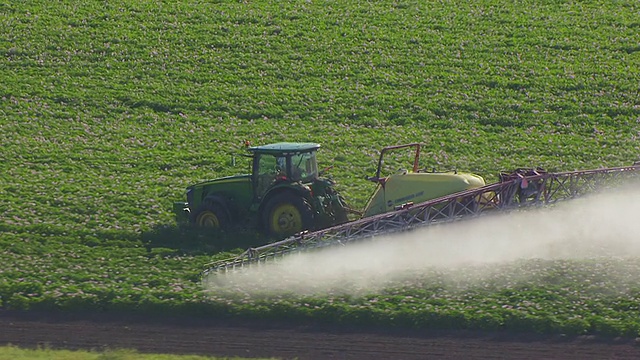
[173,142,349,238]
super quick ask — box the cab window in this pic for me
[255,154,286,199]
[290,152,318,182]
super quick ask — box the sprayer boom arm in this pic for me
[205,163,640,276]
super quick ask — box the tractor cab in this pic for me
[248,142,320,200]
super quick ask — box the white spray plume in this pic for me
[204,186,640,296]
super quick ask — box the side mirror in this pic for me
[319,165,334,176]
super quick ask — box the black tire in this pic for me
[263,192,314,238]
[191,202,229,229]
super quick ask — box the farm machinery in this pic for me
[174,142,350,238]
[173,142,485,238]
[173,142,640,277]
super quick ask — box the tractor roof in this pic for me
[247,142,320,155]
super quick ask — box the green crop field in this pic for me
[2,0,640,340]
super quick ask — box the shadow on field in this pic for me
[141,224,266,255]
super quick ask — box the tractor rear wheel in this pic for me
[192,203,228,229]
[263,193,313,238]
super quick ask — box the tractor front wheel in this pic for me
[263,193,313,238]
[192,203,228,229]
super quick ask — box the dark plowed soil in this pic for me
[1,311,640,359]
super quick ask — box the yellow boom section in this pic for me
[363,171,486,217]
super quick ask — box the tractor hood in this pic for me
[184,174,253,215]
[187,174,251,190]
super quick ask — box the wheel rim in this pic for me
[270,203,303,235]
[196,211,220,228]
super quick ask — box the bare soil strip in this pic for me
[1,311,640,359]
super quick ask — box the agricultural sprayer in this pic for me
[194,144,640,277]
[174,142,486,238]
